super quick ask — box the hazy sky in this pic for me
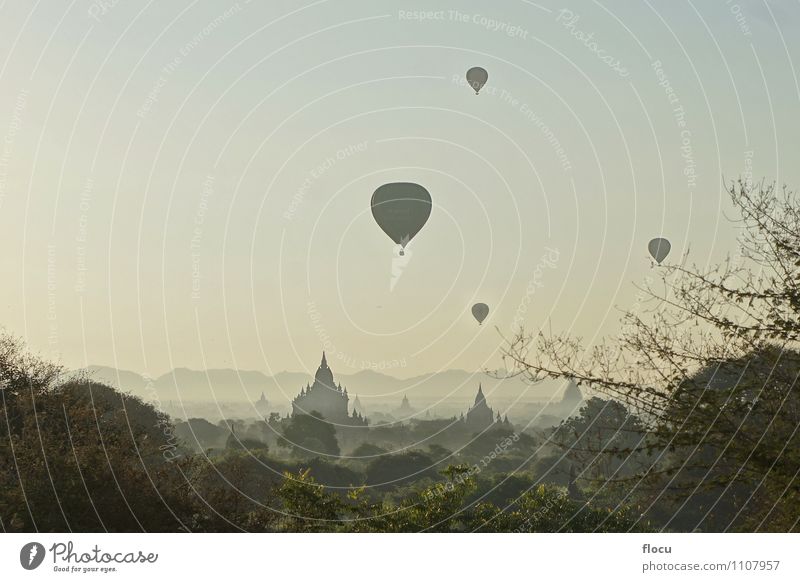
[1,0,798,379]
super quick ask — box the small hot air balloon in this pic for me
[466,67,488,95]
[648,238,671,264]
[371,183,432,256]
[472,302,489,325]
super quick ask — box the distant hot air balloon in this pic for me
[472,302,489,325]
[648,238,671,264]
[371,183,432,256]
[466,67,488,95]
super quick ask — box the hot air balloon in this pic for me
[648,238,671,264]
[371,183,432,256]
[466,67,488,95]
[472,302,489,325]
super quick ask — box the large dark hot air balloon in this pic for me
[371,183,432,256]
[472,302,489,325]
[648,238,671,264]
[466,67,488,95]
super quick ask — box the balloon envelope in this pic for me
[466,67,488,94]
[371,183,432,255]
[648,238,671,264]
[472,302,489,324]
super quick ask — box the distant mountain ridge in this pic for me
[77,363,564,406]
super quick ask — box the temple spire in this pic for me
[474,384,486,405]
[314,351,335,389]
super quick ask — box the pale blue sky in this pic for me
[0,0,798,379]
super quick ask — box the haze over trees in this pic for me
[0,331,642,532]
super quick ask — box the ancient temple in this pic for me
[254,392,270,417]
[395,394,415,416]
[292,353,367,426]
[464,384,511,432]
[543,379,584,416]
[464,384,495,431]
[352,395,365,415]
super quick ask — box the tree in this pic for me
[350,442,388,458]
[278,412,340,457]
[274,469,361,532]
[473,483,648,533]
[270,464,646,532]
[364,450,437,488]
[500,180,800,531]
[0,337,194,532]
[226,433,269,452]
[651,347,800,531]
[187,448,287,532]
[552,397,649,483]
[174,417,228,451]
